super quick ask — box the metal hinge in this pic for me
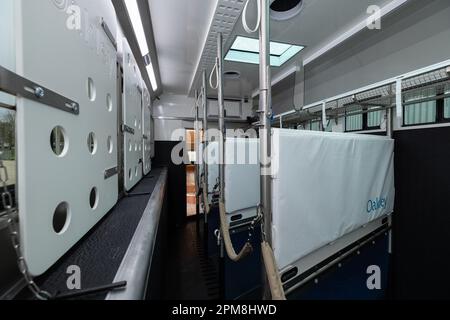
[121,124,135,135]
[0,65,79,115]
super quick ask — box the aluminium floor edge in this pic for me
[106,168,168,300]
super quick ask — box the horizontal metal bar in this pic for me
[104,167,118,180]
[0,65,79,115]
[403,93,450,106]
[153,116,249,124]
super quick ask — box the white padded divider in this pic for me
[0,0,15,106]
[142,85,152,175]
[122,39,143,191]
[206,139,260,222]
[15,0,119,275]
[224,138,260,221]
[271,129,395,270]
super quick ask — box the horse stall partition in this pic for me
[271,129,395,295]
[13,0,119,276]
[122,39,144,192]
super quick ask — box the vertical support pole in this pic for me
[387,84,395,139]
[217,33,225,203]
[258,0,273,300]
[195,90,200,233]
[217,32,226,299]
[202,70,209,256]
[202,70,209,224]
[386,106,394,139]
[387,83,395,258]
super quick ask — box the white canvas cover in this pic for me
[224,138,260,219]
[206,139,260,220]
[271,129,395,270]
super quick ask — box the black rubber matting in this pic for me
[16,168,165,300]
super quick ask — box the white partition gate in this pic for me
[122,39,144,191]
[142,85,152,175]
[13,0,119,275]
[271,129,395,271]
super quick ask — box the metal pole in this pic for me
[202,69,209,224]
[386,107,394,138]
[217,33,225,203]
[259,0,273,300]
[387,85,395,139]
[217,32,227,300]
[195,90,200,232]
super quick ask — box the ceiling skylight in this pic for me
[225,36,304,67]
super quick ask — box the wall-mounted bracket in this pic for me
[121,124,135,135]
[104,167,118,180]
[0,65,79,115]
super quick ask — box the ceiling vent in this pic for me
[224,70,241,80]
[270,0,304,21]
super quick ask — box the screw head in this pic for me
[72,103,79,113]
[34,87,45,98]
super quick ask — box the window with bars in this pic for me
[402,84,450,126]
[345,107,382,132]
[403,88,437,126]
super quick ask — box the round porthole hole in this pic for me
[53,202,70,234]
[87,132,98,155]
[106,94,113,112]
[87,78,97,102]
[107,136,114,154]
[270,0,304,21]
[50,126,68,157]
[89,187,98,210]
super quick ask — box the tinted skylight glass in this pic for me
[225,36,304,67]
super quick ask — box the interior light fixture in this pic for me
[146,62,158,92]
[124,0,149,56]
[225,36,304,67]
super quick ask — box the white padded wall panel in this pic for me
[142,86,152,175]
[206,139,260,222]
[15,0,119,275]
[271,129,395,270]
[122,39,143,191]
[0,0,16,106]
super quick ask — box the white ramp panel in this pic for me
[123,40,143,191]
[272,129,395,270]
[142,85,152,175]
[16,0,119,275]
[224,138,260,222]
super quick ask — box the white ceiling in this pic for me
[149,0,397,98]
[148,0,218,95]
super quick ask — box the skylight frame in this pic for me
[225,36,304,67]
